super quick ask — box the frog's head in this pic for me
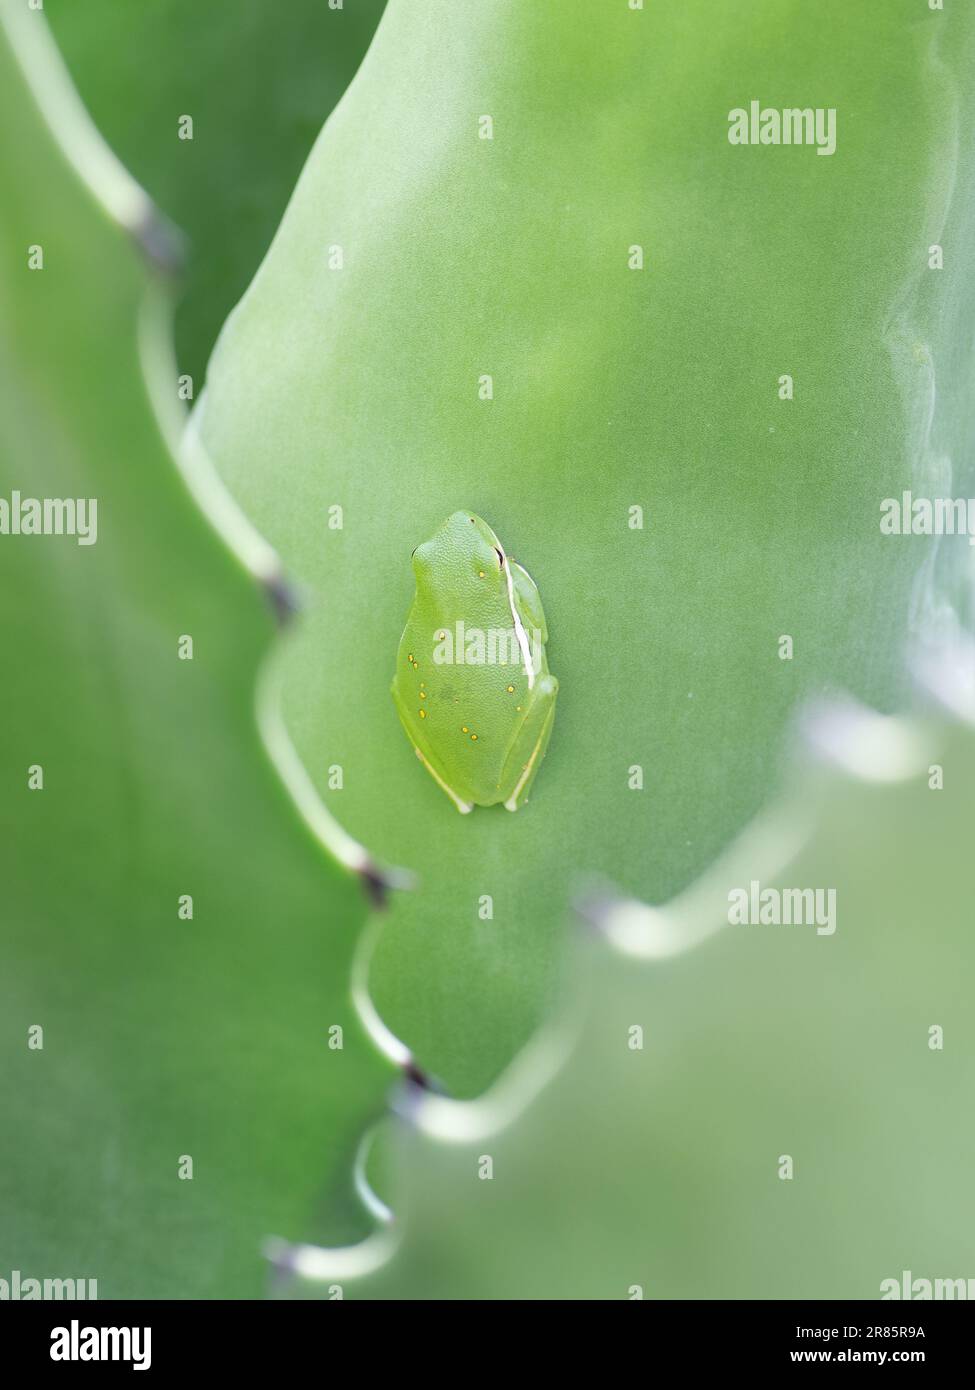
[412,510,507,592]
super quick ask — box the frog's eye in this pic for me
[494,547,504,568]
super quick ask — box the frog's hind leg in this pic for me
[501,675,558,812]
[413,746,474,814]
[391,682,473,813]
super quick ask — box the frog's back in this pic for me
[395,598,538,804]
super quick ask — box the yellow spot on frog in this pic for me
[419,709,426,719]
[471,734,478,741]
[506,684,514,693]
[462,726,469,733]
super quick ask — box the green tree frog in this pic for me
[391,511,558,813]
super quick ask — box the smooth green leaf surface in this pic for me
[46,0,386,386]
[0,4,393,1298]
[197,0,975,1095]
[281,688,975,1298]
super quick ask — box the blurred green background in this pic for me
[0,2,393,1297]
[47,0,386,386]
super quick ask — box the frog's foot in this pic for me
[414,747,473,814]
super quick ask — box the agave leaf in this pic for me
[277,669,975,1298]
[0,2,396,1297]
[45,0,387,385]
[197,0,975,1094]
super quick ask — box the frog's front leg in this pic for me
[499,674,559,811]
[509,561,548,644]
